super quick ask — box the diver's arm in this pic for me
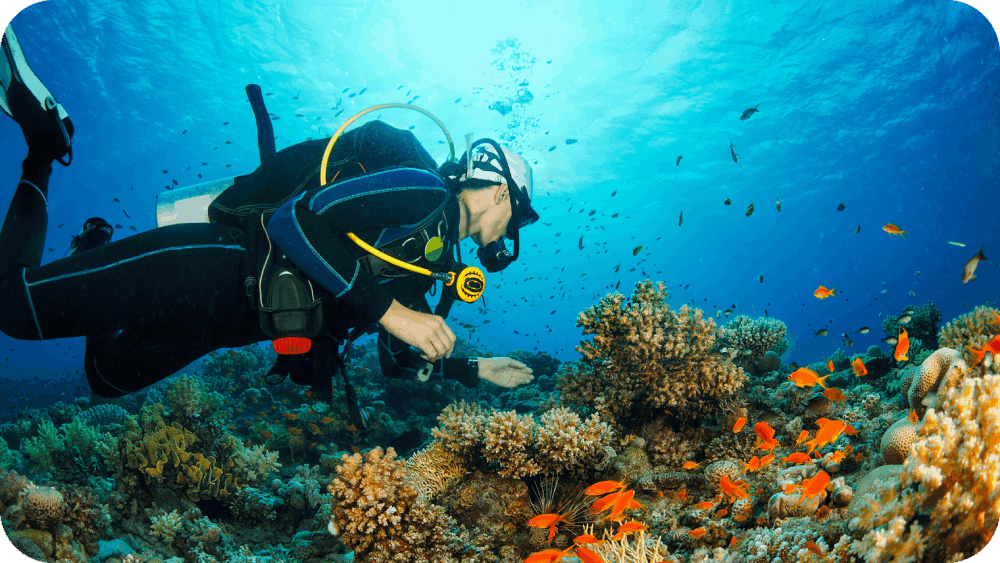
[376,325,479,387]
[265,170,449,325]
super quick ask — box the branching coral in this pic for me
[849,364,1000,562]
[431,402,614,478]
[938,305,999,357]
[718,315,789,366]
[326,447,477,562]
[561,281,747,426]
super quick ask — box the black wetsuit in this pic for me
[0,121,478,398]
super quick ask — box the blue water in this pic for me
[0,0,998,387]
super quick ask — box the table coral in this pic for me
[562,280,747,425]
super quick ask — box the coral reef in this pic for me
[326,446,485,562]
[882,302,942,350]
[431,401,614,478]
[718,315,789,369]
[404,440,468,500]
[561,281,747,426]
[849,364,1000,562]
[938,305,1000,363]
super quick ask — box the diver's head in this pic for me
[444,141,538,272]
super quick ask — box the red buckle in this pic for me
[273,337,311,355]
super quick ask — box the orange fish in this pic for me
[805,419,847,454]
[719,475,750,502]
[714,509,728,518]
[309,423,323,434]
[805,541,824,557]
[759,453,775,467]
[796,430,809,446]
[782,452,812,464]
[731,536,738,547]
[844,423,859,436]
[677,488,688,501]
[683,461,702,470]
[590,492,624,513]
[894,328,910,362]
[993,308,1000,324]
[883,223,907,239]
[851,357,867,377]
[262,431,272,439]
[346,425,360,432]
[689,528,708,539]
[826,359,835,373]
[605,490,635,521]
[741,456,761,474]
[829,449,848,464]
[909,409,919,423]
[527,513,570,529]
[523,547,574,563]
[822,388,846,403]
[585,479,627,496]
[754,421,776,441]
[758,437,780,453]
[814,285,838,299]
[967,336,1000,366]
[573,546,604,563]
[788,367,830,389]
[695,501,714,510]
[793,471,831,507]
[617,521,647,534]
[968,345,987,367]
[319,417,336,424]
[733,417,748,433]
[573,534,601,545]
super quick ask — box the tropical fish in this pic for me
[759,274,764,283]
[527,512,570,529]
[967,336,1000,366]
[689,528,708,539]
[826,359,835,372]
[573,534,602,545]
[760,453,775,467]
[805,541,825,558]
[795,430,809,446]
[733,417,747,433]
[897,314,913,325]
[883,223,907,239]
[754,421,776,442]
[776,195,781,212]
[676,155,683,166]
[585,479,627,496]
[962,246,987,284]
[894,328,910,362]
[683,461,702,470]
[882,336,898,346]
[719,475,751,502]
[793,471,831,507]
[695,501,714,510]
[857,327,870,334]
[804,420,847,454]
[724,198,731,205]
[814,329,829,337]
[741,456,761,474]
[788,367,830,389]
[823,388,846,403]
[678,210,683,226]
[948,241,966,247]
[851,357,867,377]
[814,286,838,299]
[632,245,643,256]
[617,521,647,533]
[573,546,604,563]
[746,200,754,216]
[730,141,738,163]
[740,104,760,120]
[782,452,812,464]
[837,203,846,211]
[589,492,624,513]
[522,547,574,563]
[843,335,854,348]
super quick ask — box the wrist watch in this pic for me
[468,357,479,378]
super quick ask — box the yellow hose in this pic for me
[320,104,457,284]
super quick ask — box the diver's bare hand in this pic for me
[477,357,533,388]
[378,299,455,362]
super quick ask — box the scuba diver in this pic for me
[0,24,536,430]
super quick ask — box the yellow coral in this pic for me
[938,305,1000,358]
[484,410,539,479]
[404,440,467,500]
[21,485,63,529]
[851,357,1000,562]
[564,281,747,425]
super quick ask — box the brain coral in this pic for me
[561,280,747,425]
[907,347,967,414]
[21,486,64,529]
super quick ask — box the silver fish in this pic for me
[898,314,912,325]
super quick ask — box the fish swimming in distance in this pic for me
[837,203,846,211]
[730,141,738,163]
[746,200,755,217]
[740,104,760,120]
[676,155,683,166]
[948,241,966,247]
[725,198,732,205]
[962,246,987,284]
